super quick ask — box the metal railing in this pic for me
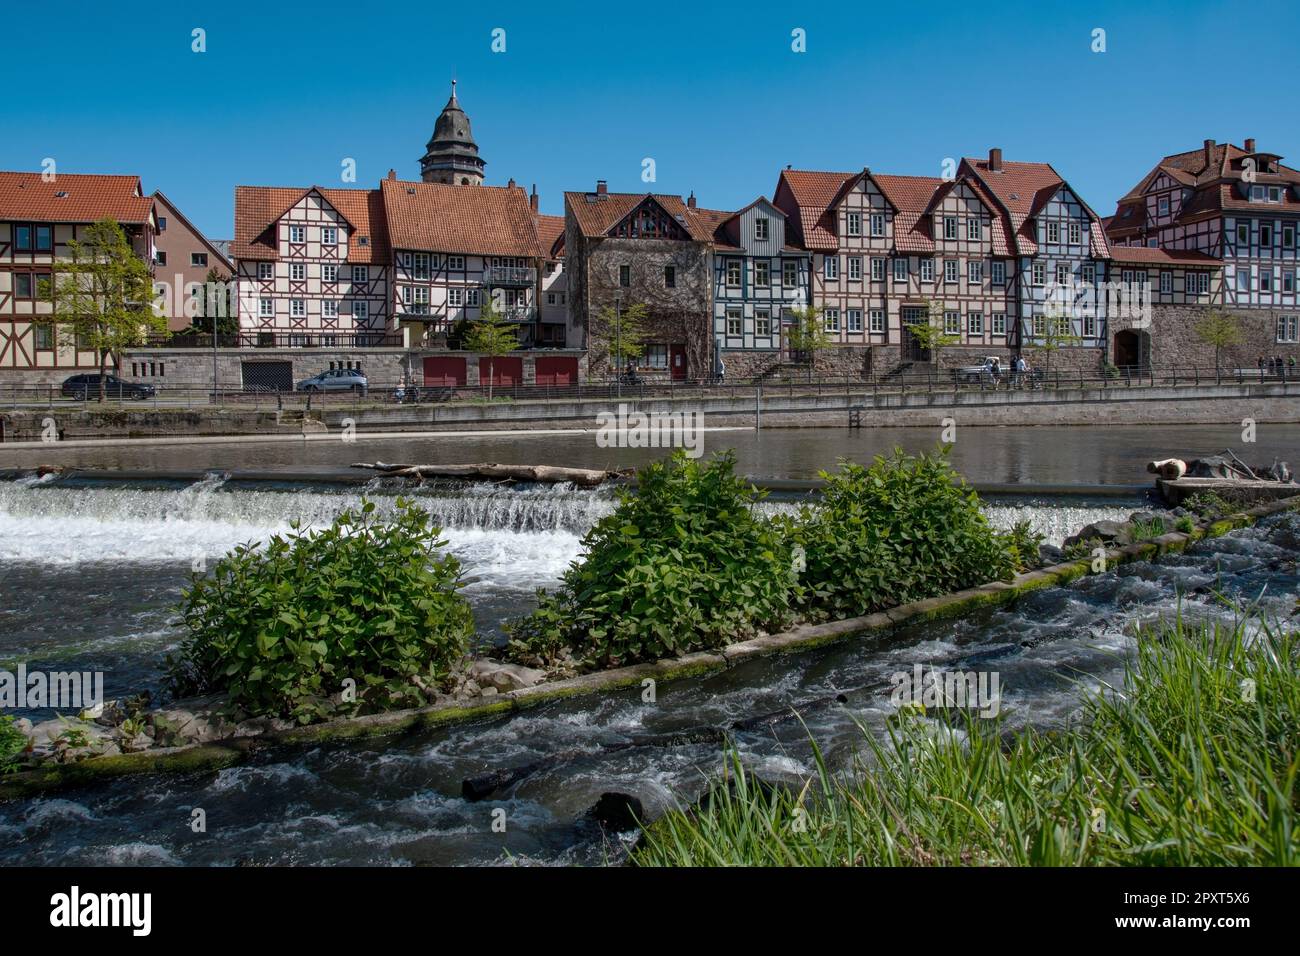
[142,331,406,349]
[0,364,1294,418]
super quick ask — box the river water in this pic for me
[0,424,1296,865]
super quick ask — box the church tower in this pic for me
[419,80,486,185]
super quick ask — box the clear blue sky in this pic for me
[2,0,1295,238]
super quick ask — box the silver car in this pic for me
[296,368,369,393]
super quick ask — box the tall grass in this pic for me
[633,612,1300,866]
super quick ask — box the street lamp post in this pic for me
[614,293,622,399]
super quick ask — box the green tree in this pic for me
[1030,306,1081,375]
[187,267,238,338]
[1194,309,1243,371]
[785,304,829,380]
[462,294,518,399]
[594,300,648,377]
[907,298,959,370]
[41,218,167,402]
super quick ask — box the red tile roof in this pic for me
[1106,244,1221,266]
[773,169,856,250]
[231,185,389,263]
[563,190,717,242]
[876,174,943,254]
[534,213,565,258]
[381,178,541,257]
[0,171,154,225]
[963,157,1109,257]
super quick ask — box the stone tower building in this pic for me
[419,81,486,186]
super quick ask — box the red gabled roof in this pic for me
[876,174,943,254]
[534,213,565,258]
[231,185,389,263]
[963,157,1109,258]
[1107,245,1221,266]
[773,169,856,250]
[0,171,154,225]
[563,190,717,242]
[382,178,541,257]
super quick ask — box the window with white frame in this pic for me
[726,308,743,336]
[824,308,840,332]
[848,257,862,281]
[290,299,305,317]
[258,262,274,280]
[893,258,908,282]
[1284,225,1296,248]
[944,217,958,240]
[447,256,465,270]
[321,226,337,245]
[1069,221,1082,245]
[352,265,367,285]
[290,263,306,281]
[353,301,368,321]
[969,260,984,284]
[870,213,885,237]
[755,261,770,287]
[755,217,769,241]
[1053,314,1071,336]
[869,309,885,333]
[871,257,884,281]
[921,259,935,283]
[322,300,338,318]
[1237,269,1250,292]
[755,309,771,337]
[726,259,742,286]
[1160,271,1172,294]
[1081,263,1095,285]
[967,218,981,241]
[991,312,1006,335]
[824,256,839,281]
[1158,196,1169,216]
[991,260,1005,286]
[1276,315,1298,342]
[467,288,480,306]
[1196,272,1210,295]
[1032,263,1046,286]
[322,264,338,283]
[944,311,960,335]
[259,298,273,317]
[783,260,798,287]
[1284,270,1295,294]
[1046,222,1060,244]
[847,309,863,332]
[449,288,463,307]
[846,212,861,237]
[967,311,983,334]
[1237,222,1250,246]
[289,225,306,243]
[1055,264,1071,285]
[944,259,959,283]
[1032,314,1047,336]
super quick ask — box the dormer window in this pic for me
[755,217,769,241]
[1251,185,1266,201]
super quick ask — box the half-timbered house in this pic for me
[962,150,1113,371]
[0,171,156,384]
[1107,138,1300,364]
[380,174,543,348]
[232,185,392,351]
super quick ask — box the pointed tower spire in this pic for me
[419,78,485,185]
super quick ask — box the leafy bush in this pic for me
[167,498,474,723]
[1175,515,1196,534]
[1002,519,1046,572]
[789,450,1017,621]
[507,451,797,669]
[0,715,27,774]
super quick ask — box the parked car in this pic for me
[954,356,1007,385]
[296,368,369,393]
[61,373,156,401]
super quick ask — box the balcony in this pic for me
[500,306,537,322]
[484,266,536,287]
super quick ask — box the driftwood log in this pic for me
[351,461,631,488]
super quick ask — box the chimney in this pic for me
[530,184,539,212]
[1204,139,1215,167]
[988,147,1003,172]
[596,179,608,195]
[1244,137,1256,153]
[387,169,396,181]
[687,191,697,209]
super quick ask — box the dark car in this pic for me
[61,373,156,401]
